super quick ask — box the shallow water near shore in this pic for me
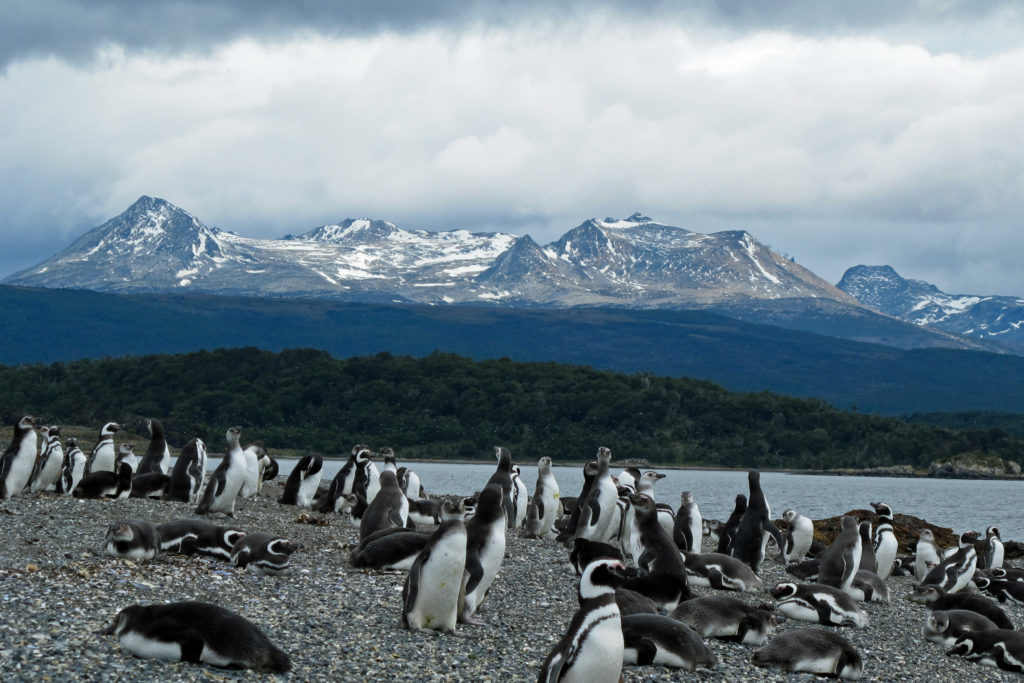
[254,458,1024,541]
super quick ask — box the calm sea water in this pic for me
[242,458,1024,542]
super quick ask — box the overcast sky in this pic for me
[2,1,1024,296]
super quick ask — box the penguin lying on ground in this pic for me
[671,595,777,645]
[752,628,862,680]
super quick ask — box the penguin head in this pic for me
[782,509,796,523]
[379,470,400,490]
[595,446,612,465]
[579,558,628,599]
[441,499,467,522]
[17,415,38,432]
[351,443,371,456]
[927,612,950,634]
[105,521,136,543]
[49,425,61,437]
[570,538,625,576]
[918,529,935,543]
[627,493,657,520]
[222,528,247,548]
[960,530,980,546]
[907,584,942,605]
[680,491,693,504]
[225,426,242,444]
[100,422,121,437]
[972,575,990,590]
[987,526,1001,540]
[537,456,552,473]
[103,604,147,636]
[769,582,798,600]
[870,502,892,518]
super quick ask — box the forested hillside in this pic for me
[0,348,1020,470]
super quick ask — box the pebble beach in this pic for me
[1,482,1022,682]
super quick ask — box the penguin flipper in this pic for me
[586,496,602,528]
[535,498,545,521]
[464,555,485,596]
[762,519,786,561]
[388,509,405,529]
[178,631,205,664]
[816,601,836,626]
[631,638,658,665]
[539,651,567,683]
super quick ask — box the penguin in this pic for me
[620,614,717,671]
[629,493,686,578]
[704,519,724,549]
[948,629,1024,674]
[618,571,690,613]
[316,446,365,513]
[406,496,441,526]
[26,424,62,493]
[848,569,890,603]
[921,530,979,594]
[195,427,247,517]
[634,471,674,537]
[103,601,290,672]
[136,418,170,475]
[104,519,161,560]
[403,466,425,501]
[716,494,747,555]
[538,558,627,683]
[574,447,618,544]
[907,584,1014,630]
[156,519,246,561]
[459,484,507,625]
[771,582,869,628]
[58,437,86,494]
[731,471,785,572]
[239,442,266,499]
[524,456,561,540]
[923,609,999,646]
[257,450,277,492]
[74,462,133,499]
[230,533,296,574]
[278,454,323,508]
[980,526,1005,570]
[871,502,898,581]
[401,516,468,633]
[752,628,863,680]
[485,445,516,528]
[681,550,763,593]
[359,470,409,540]
[857,521,875,572]
[672,491,702,553]
[556,461,599,544]
[817,516,862,595]
[671,595,777,645]
[351,529,429,570]
[115,442,138,473]
[617,467,641,493]
[781,509,814,563]
[381,446,398,473]
[0,415,39,499]
[915,529,942,581]
[166,437,207,504]
[569,538,625,576]
[510,465,529,529]
[85,422,121,474]
[349,446,381,521]
[973,576,1024,606]
[130,473,171,498]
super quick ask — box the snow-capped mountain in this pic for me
[837,265,1024,351]
[6,198,855,308]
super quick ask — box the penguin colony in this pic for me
[2,414,1024,679]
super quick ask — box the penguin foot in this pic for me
[458,615,491,626]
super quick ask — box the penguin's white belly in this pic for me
[240,453,260,498]
[563,610,623,683]
[92,444,115,472]
[776,601,820,623]
[465,528,506,612]
[407,535,466,631]
[657,511,675,539]
[68,460,86,493]
[296,470,322,508]
[158,448,171,475]
[384,553,421,571]
[34,452,64,492]
[538,482,560,535]
[874,535,898,580]
[365,465,381,503]
[119,632,183,662]
[4,451,36,497]
[591,481,618,542]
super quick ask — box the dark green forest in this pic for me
[0,347,1021,469]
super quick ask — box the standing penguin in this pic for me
[278,454,323,508]
[136,418,170,475]
[85,422,121,474]
[817,516,862,595]
[30,425,64,493]
[0,415,39,499]
[574,447,618,544]
[915,529,942,581]
[195,427,247,517]
[511,465,529,529]
[673,491,703,553]
[485,446,516,528]
[782,509,814,563]
[359,470,409,540]
[239,442,266,499]
[401,515,468,633]
[630,494,686,578]
[524,456,560,540]
[459,484,507,625]
[922,530,980,594]
[752,628,862,680]
[871,502,898,581]
[556,461,599,544]
[58,437,87,494]
[981,526,1005,570]
[731,471,785,572]
[538,558,627,683]
[167,438,207,504]
[717,494,747,555]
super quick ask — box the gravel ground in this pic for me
[0,483,1022,682]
